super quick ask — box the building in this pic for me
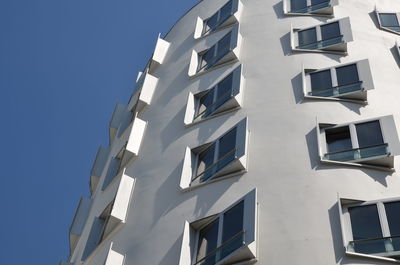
[59,0,400,264]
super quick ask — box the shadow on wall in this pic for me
[390,45,400,68]
[272,1,285,19]
[305,127,320,169]
[279,32,292,56]
[291,72,304,103]
[158,233,184,265]
[369,11,380,30]
[328,202,345,263]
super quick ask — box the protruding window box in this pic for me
[90,146,110,194]
[109,104,127,143]
[283,0,338,17]
[317,115,400,171]
[180,118,248,190]
[338,196,400,263]
[178,189,257,265]
[82,173,135,261]
[189,25,242,77]
[302,59,374,103]
[375,9,400,35]
[184,65,244,125]
[127,70,158,114]
[104,242,125,265]
[194,0,243,39]
[147,34,171,74]
[69,197,92,254]
[291,17,353,55]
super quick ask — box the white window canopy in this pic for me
[317,115,400,171]
[127,70,158,114]
[145,34,171,74]
[184,65,244,125]
[338,196,400,263]
[302,59,374,103]
[83,173,135,261]
[283,0,338,17]
[194,0,243,39]
[90,146,110,194]
[291,17,353,55]
[375,8,400,35]
[69,197,92,254]
[180,118,248,190]
[189,25,242,77]
[178,189,257,265]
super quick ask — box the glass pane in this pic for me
[385,201,400,236]
[325,126,352,153]
[201,46,216,69]
[355,121,384,148]
[311,0,329,5]
[216,32,232,59]
[217,73,233,99]
[219,0,233,23]
[221,200,244,259]
[298,28,317,46]
[291,0,307,11]
[310,70,332,91]
[321,22,341,40]
[197,144,216,177]
[336,64,359,87]
[205,13,219,32]
[197,219,219,264]
[197,90,215,116]
[349,204,386,254]
[218,127,237,158]
[380,13,400,27]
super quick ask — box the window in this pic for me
[180,118,248,189]
[178,189,257,265]
[189,25,241,76]
[340,198,400,261]
[303,59,374,103]
[377,12,400,34]
[318,115,400,170]
[292,17,352,54]
[191,65,242,123]
[286,0,336,16]
[194,0,242,39]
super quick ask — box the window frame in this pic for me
[302,59,374,103]
[283,0,338,17]
[339,196,400,262]
[291,17,353,55]
[375,9,400,36]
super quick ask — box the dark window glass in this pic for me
[291,0,307,11]
[336,64,359,86]
[221,200,244,259]
[349,205,386,254]
[197,144,216,177]
[198,90,215,116]
[298,28,317,46]
[325,126,352,153]
[356,121,384,148]
[218,128,237,158]
[321,22,341,40]
[197,219,219,264]
[310,70,332,91]
[200,46,216,69]
[220,1,233,23]
[217,73,233,99]
[216,32,232,59]
[385,201,400,251]
[311,0,329,5]
[205,14,219,31]
[380,13,400,27]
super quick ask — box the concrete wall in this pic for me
[65,0,400,264]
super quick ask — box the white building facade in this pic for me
[60,0,400,264]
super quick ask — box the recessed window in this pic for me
[203,0,235,35]
[286,0,336,16]
[318,115,400,170]
[178,189,257,265]
[379,13,400,33]
[340,198,400,261]
[180,118,248,189]
[304,61,370,102]
[292,17,352,54]
[192,65,242,123]
[198,32,232,72]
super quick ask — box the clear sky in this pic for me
[0,0,199,264]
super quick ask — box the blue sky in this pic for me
[0,0,199,264]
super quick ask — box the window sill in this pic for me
[320,159,395,172]
[184,107,240,128]
[189,59,238,79]
[346,251,400,264]
[180,169,247,193]
[303,95,368,105]
[379,27,400,36]
[292,47,347,56]
[284,11,333,18]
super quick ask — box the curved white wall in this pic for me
[62,0,400,264]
